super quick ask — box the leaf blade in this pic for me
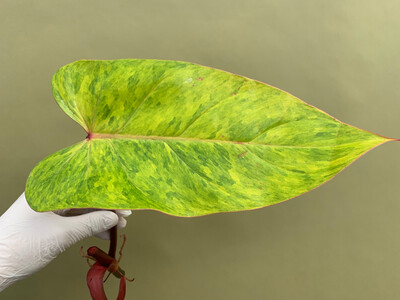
[25,59,394,216]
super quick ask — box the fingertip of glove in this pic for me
[115,210,132,218]
[117,217,127,229]
[102,211,119,228]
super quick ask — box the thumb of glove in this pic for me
[60,211,119,249]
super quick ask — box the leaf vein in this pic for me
[86,141,92,191]
[90,133,380,149]
[176,79,247,136]
[106,139,151,203]
[50,141,88,188]
[90,83,105,132]
[244,145,302,173]
[114,77,166,134]
[164,142,230,196]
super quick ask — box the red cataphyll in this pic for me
[81,226,134,300]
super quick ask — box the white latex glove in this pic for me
[0,192,132,292]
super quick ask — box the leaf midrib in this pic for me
[89,133,386,148]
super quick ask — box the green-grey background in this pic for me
[1,0,399,299]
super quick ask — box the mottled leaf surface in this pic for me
[25,59,393,216]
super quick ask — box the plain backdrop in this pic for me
[1,1,400,299]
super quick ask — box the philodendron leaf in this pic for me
[25,59,395,216]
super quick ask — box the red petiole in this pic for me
[81,226,134,300]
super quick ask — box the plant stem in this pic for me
[87,246,126,278]
[108,225,118,259]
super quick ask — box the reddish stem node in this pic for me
[86,132,93,140]
[82,227,134,300]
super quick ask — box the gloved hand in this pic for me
[0,192,131,292]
